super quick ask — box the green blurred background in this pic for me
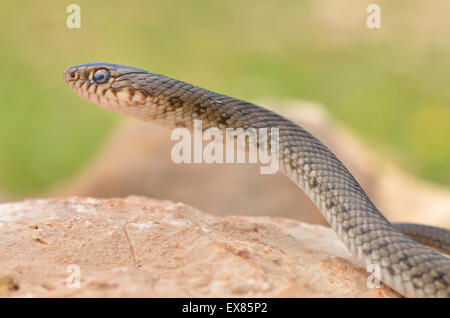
[0,0,449,196]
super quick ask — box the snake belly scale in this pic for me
[64,62,450,297]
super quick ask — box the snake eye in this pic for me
[93,69,110,84]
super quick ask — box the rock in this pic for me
[0,196,399,297]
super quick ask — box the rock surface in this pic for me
[0,197,399,297]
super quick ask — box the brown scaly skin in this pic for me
[64,62,450,297]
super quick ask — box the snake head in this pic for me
[64,62,152,117]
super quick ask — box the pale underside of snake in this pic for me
[64,62,450,297]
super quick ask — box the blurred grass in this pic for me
[0,0,449,195]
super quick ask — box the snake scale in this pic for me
[64,62,450,297]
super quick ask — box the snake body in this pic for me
[64,62,450,297]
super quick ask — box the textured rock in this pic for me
[0,197,399,297]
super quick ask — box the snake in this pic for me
[64,62,450,297]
